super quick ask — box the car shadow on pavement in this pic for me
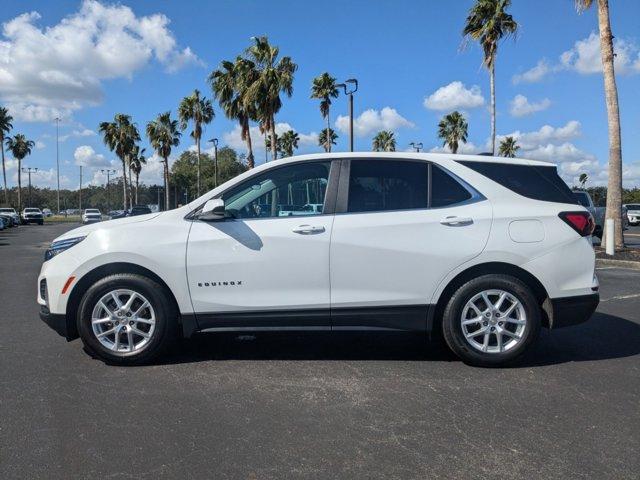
[155,312,640,367]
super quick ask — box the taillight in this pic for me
[558,211,595,237]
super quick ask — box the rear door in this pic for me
[329,159,492,330]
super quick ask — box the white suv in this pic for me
[38,153,599,366]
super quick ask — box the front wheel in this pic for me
[77,273,178,365]
[441,274,541,367]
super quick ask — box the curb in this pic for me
[596,258,640,270]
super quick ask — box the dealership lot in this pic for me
[1,224,639,479]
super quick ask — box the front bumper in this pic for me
[549,293,599,328]
[39,305,76,340]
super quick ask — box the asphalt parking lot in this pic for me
[1,224,639,479]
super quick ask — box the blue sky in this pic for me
[1,0,639,189]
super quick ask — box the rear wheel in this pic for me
[441,274,541,367]
[77,273,178,365]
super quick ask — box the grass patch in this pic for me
[45,215,82,224]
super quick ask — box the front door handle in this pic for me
[440,216,474,226]
[292,225,326,234]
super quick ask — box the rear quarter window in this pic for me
[459,161,577,204]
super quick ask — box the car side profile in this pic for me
[38,153,599,366]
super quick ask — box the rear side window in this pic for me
[459,161,577,204]
[573,192,591,207]
[431,165,473,207]
[348,160,428,213]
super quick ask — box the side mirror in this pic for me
[199,198,226,221]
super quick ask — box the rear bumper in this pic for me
[39,305,77,341]
[549,293,599,328]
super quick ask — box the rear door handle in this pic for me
[440,216,474,226]
[292,225,326,234]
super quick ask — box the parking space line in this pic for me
[601,293,640,302]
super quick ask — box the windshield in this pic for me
[0,208,16,213]
[25,208,40,213]
[85,209,100,214]
[626,204,640,210]
[572,192,591,208]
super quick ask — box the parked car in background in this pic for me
[0,213,15,228]
[128,205,152,216]
[42,208,53,217]
[82,209,102,224]
[572,191,628,238]
[0,216,5,230]
[39,153,599,367]
[624,204,640,226]
[21,208,44,225]
[0,207,20,226]
[108,210,127,219]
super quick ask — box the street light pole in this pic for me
[409,142,423,153]
[55,117,60,214]
[209,138,219,187]
[101,168,116,212]
[337,78,358,152]
[79,165,83,214]
[21,167,38,207]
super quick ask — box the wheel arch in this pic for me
[429,262,551,335]
[65,262,182,340]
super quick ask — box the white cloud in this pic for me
[509,95,551,117]
[335,107,414,137]
[512,59,551,84]
[429,142,483,155]
[423,81,485,111]
[35,140,45,149]
[73,145,107,167]
[560,32,640,75]
[0,0,202,122]
[497,120,581,150]
[60,128,97,142]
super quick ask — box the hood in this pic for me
[53,212,162,243]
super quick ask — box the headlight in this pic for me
[44,236,86,261]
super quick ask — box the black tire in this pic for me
[77,273,178,365]
[38,220,43,225]
[441,274,541,367]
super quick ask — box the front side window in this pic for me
[222,162,330,219]
[347,160,428,213]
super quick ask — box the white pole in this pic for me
[605,218,615,256]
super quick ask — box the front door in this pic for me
[186,160,337,329]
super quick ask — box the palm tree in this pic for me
[579,173,589,189]
[5,134,34,212]
[463,0,518,154]
[576,0,623,250]
[0,107,13,204]
[99,114,140,210]
[129,145,147,204]
[279,130,299,157]
[318,128,338,152]
[498,136,520,157]
[209,57,258,168]
[310,73,339,152]
[178,89,215,197]
[372,131,396,152]
[146,112,181,210]
[437,111,468,154]
[244,36,297,161]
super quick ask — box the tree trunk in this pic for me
[1,139,7,205]
[164,157,170,211]
[17,158,22,213]
[326,109,331,153]
[490,61,496,155]
[597,0,624,251]
[196,133,201,197]
[121,159,127,211]
[135,173,139,204]
[127,161,134,209]
[244,118,255,169]
[270,116,277,161]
